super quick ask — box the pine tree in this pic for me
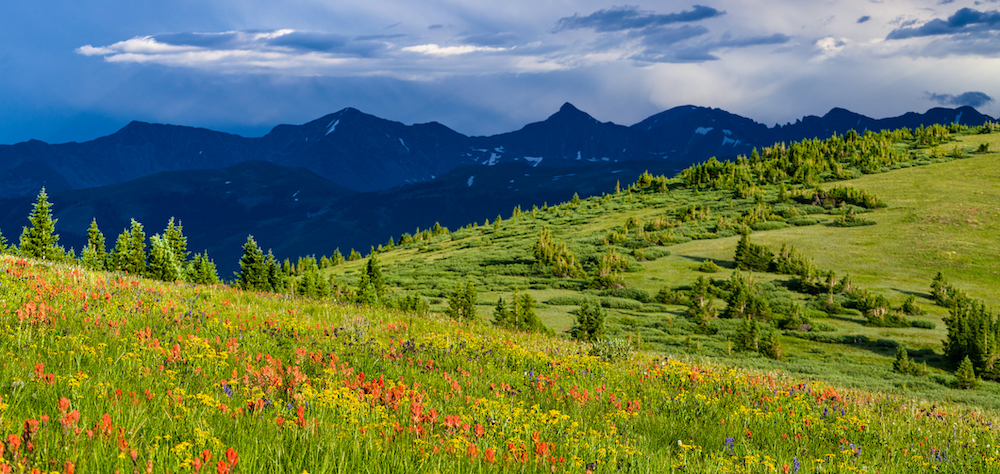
[265,250,285,292]
[163,218,189,264]
[19,188,61,260]
[0,228,7,254]
[569,300,606,342]
[147,234,182,282]
[492,296,511,327]
[955,355,979,389]
[81,219,108,270]
[447,281,477,321]
[109,220,147,274]
[736,317,760,352]
[235,235,268,291]
[187,252,220,285]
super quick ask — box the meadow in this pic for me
[1,256,999,473]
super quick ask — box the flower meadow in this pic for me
[0,256,999,473]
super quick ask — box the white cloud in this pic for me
[401,43,507,56]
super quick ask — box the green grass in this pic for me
[324,130,1000,409]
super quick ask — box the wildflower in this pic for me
[226,447,238,467]
[64,461,75,474]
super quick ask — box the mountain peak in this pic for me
[559,102,581,114]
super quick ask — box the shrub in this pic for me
[909,319,936,330]
[697,260,722,273]
[600,288,651,303]
[750,221,788,231]
[787,217,820,226]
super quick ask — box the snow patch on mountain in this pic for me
[523,156,543,167]
[326,119,339,135]
[399,138,409,152]
[467,175,474,187]
[695,127,713,135]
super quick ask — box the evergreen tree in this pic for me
[163,218,189,263]
[955,355,979,389]
[265,250,285,292]
[492,296,511,327]
[734,233,772,272]
[19,188,61,260]
[81,219,108,270]
[109,220,147,274]
[447,280,477,321]
[569,300,606,342]
[332,249,344,265]
[687,276,716,324]
[736,317,760,352]
[235,235,268,291]
[0,228,7,254]
[354,254,387,306]
[147,234,183,282]
[187,252,220,285]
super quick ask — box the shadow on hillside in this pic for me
[892,287,933,300]
[675,254,737,269]
[811,334,952,372]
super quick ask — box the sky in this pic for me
[2,0,1000,145]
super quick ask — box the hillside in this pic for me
[0,255,997,473]
[323,124,1000,408]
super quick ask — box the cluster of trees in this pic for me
[234,236,333,298]
[532,228,584,278]
[492,291,549,334]
[679,130,910,191]
[936,273,1000,381]
[9,189,220,285]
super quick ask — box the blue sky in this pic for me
[2,0,1000,144]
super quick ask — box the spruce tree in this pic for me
[569,300,606,342]
[147,234,182,282]
[163,218,189,263]
[492,296,511,327]
[235,235,267,291]
[187,252,220,285]
[19,188,61,260]
[0,228,8,254]
[125,219,147,275]
[109,220,147,274]
[955,355,979,389]
[81,219,108,270]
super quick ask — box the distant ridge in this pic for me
[0,104,991,199]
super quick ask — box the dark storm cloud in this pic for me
[555,5,724,32]
[887,8,1000,39]
[857,15,871,23]
[632,31,790,63]
[926,91,994,107]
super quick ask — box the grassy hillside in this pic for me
[1,257,999,473]
[325,127,1000,408]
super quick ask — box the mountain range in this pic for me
[0,103,992,273]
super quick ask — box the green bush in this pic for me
[787,217,820,226]
[751,221,788,231]
[600,288,651,303]
[910,319,937,330]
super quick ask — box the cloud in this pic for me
[925,91,994,107]
[555,5,724,32]
[857,15,871,24]
[401,44,507,56]
[887,7,1000,39]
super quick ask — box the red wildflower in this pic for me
[484,447,496,464]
